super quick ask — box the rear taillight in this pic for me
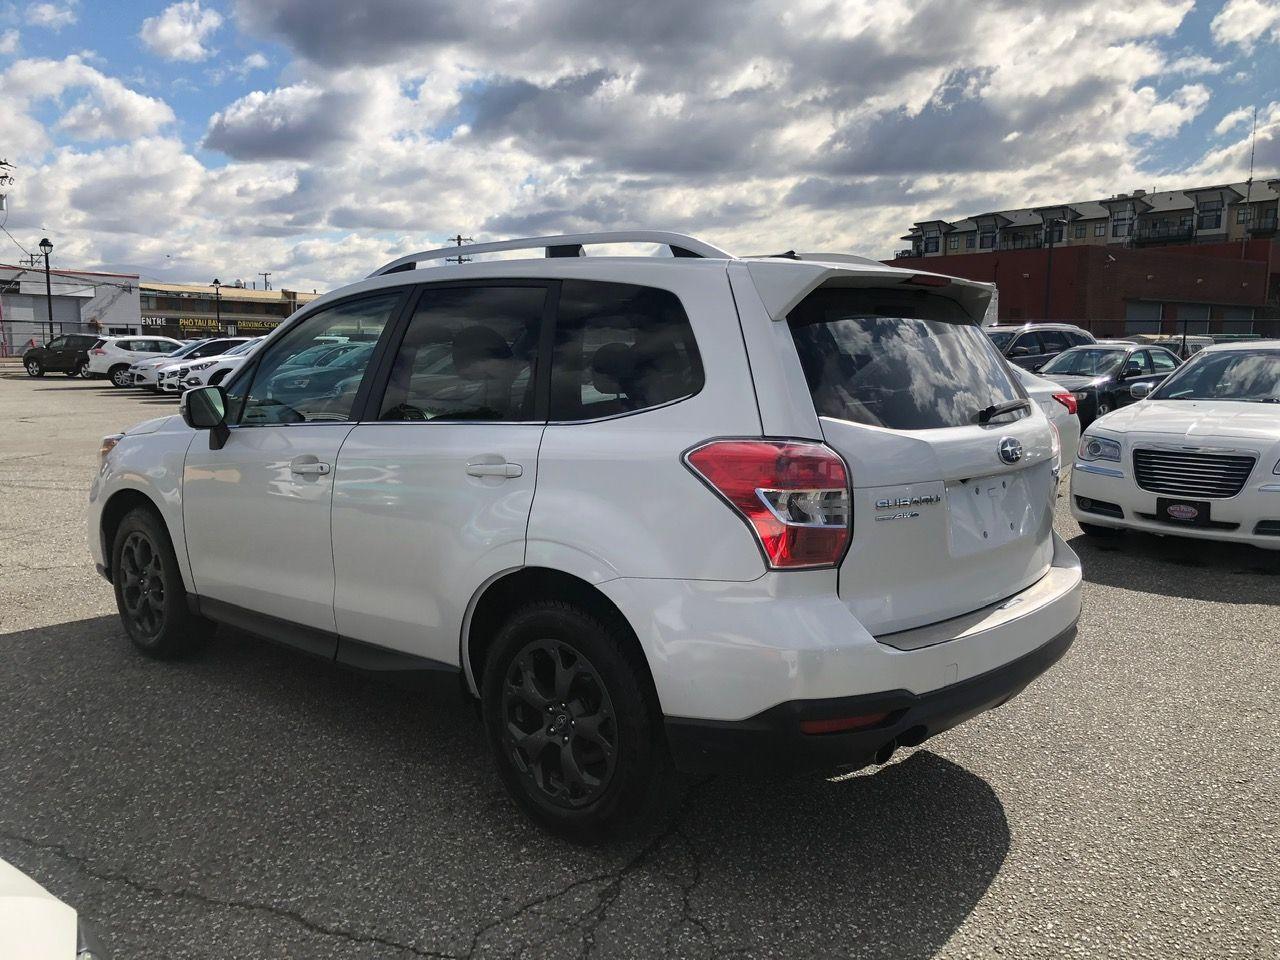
[684,439,851,569]
[91,348,106,356]
[1052,392,1078,416]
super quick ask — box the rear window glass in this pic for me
[787,287,1023,430]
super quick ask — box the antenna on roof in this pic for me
[447,233,474,265]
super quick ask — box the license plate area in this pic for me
[1157,497,1211,526]
[947,469,1039,557]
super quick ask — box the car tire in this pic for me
[109,364,131,388]
[481,601,670,842]
[110,506,213,659]
[78,362,93,378]
[1096,400,1112,417]
[25,359,43,377]
[1079,522,1123,539]
[68,361,86,378]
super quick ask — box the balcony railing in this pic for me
[997,236,1044,251]
[895,249,917,259]
[1131,224,1195,245]
[1248,216,1278,236]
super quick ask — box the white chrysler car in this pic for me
[1071,341,1280,549]
[88,232,1082,838]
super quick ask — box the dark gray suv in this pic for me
[986,323,1095,372]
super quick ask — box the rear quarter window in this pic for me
[787,287,1023,430]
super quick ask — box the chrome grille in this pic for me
[1132,448,1256,499]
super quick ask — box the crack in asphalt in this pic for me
[0,829,458,959]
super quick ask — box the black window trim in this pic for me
[357,277,559,427]
[228,287,414,428]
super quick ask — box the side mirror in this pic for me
[181,385,230,449]
[1130,381,1154,400]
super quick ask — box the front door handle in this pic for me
[291,457,331,476]
[466,461,523,479]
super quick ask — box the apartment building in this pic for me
[896,178,1280,259]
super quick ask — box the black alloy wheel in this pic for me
[25,359,43,377]
[117,531,166,640]
[482,601,670,841]
[111,506,212,658]
[502,638,619,809]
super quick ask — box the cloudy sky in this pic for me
[0,0,1276,292]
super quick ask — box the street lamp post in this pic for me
[38,238,54,342]
[1041,219,1065,321]
[212,278,222,335]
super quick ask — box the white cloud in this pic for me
[0,29,18,54]
[28,2,77,30]
[140,1,224,62]
[1211,0,1280,52]
[1214,106,1254,136]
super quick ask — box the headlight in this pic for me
[190,361,215,370]
[1078,435,1121,462]
[1274,457,1280,476]
[99,434,124,461]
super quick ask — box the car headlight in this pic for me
[190,361,215,370]
[1274,457,1280,476]
[1078,435,1121,462]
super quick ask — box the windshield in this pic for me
[788,288,1024,430]
[1041,347,1126,377]
[1150,350,1280,403]
[986,330,1016,350]
[165,340,204,358]
[225,339,258,357]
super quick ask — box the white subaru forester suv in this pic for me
[88,232,1082,839]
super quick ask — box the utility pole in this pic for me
[1041,218,1065,320]
[258,271,272,290]
[447,233,473,265]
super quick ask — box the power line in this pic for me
[447,233,473,265]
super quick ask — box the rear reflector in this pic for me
[799,713,890,735]
[684,439,851,569]
[1053,392,1078,416]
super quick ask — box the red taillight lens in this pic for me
[799,713,890,735]
[91,348,106,355]
[684,439,851,569]
[1053,392,1078,416]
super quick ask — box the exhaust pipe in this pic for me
[874,739,898,765]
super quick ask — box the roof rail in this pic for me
[368,231,734,278]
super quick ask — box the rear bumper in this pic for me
[666,623,1075,776]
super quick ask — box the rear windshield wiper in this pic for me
[977,398,1031,424]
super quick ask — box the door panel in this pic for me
[332,423,542,662]
[183,425,354,632]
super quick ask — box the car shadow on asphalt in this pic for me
[1068,530,1280,603]
[1,615,1009,960]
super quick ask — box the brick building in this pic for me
[889,178,1280,337]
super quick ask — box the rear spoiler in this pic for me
[742,257,997,324]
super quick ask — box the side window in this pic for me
[1038,331,1071,354]
[1151,350,1178,373]
[378,284,547,422]
[116,340,136,351]
[1009,333,1041,357]
[234,293,401,425]
[549,280,703,421]
[1069,332,1092,345]
[47,336,66,349]
[1131,350,1155,375]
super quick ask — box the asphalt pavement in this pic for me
[1,369,1276,959]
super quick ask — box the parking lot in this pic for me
[0,369,1276,959]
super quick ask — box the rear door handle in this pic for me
[290,457,331,476]
[466,461,523,478]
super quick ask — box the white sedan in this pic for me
[0,858,105,958]
[1070,341,1280,549]
[1012,365,1081,477]
[176,337,263,391]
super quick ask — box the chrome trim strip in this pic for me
[1073,462,1124,478]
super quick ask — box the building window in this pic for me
[1094,223,1106,237]
[965,234,976,249]
[1111,220,1130,238]
[1197,199,1223,230]
[1074,224,1086,239]
[923,237,940,254]
[947,236,959,250]
[1237,208,1252,224]
[979,232,995,249]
